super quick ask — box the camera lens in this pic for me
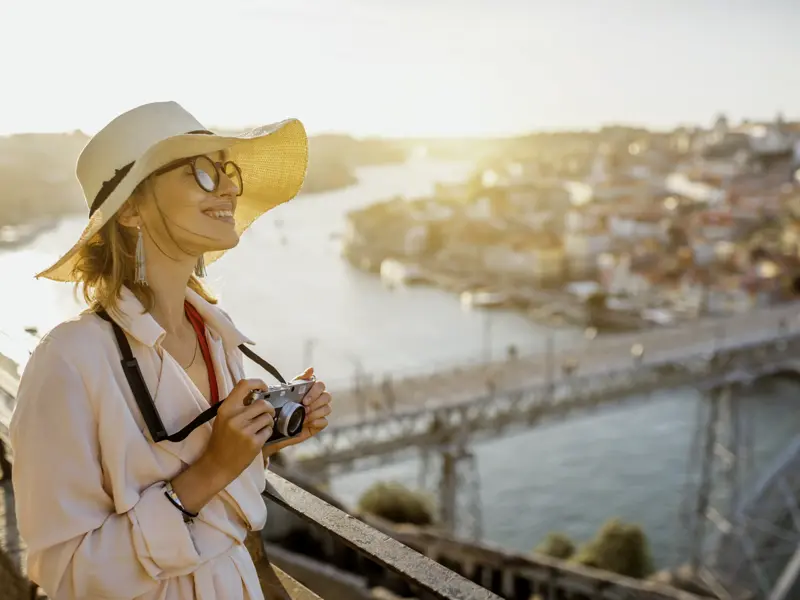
[286,406,304,436]
[274,402,305,437]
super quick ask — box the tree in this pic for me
[571,518,654,579]
[357,481,435,526]
[534,532,576,559]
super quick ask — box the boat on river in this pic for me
[380,259,428,288]
[460,289,510,309]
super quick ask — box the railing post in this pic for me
[689,388,719,575]
[482,311,492,364]
[353,367,365,419]
[381,375,396,414]
[438,448,458,533]
[545,331,555,401]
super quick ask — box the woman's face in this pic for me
[137,151,241,257]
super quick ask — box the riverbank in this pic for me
[341,195,651,332]
[0,218,63,249]
[350,253,649,332]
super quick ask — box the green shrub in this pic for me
[533,532,576,559]
[357,481,435,526]
[571,518,654,579]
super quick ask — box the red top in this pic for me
[184,301,220,404]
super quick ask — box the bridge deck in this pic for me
[329,303,798,424]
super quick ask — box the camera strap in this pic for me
[95,310,287,443]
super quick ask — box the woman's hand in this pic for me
[201,378,276,482]
[264,367,332,455]
[296,367,333,442]
[172,378,275,515]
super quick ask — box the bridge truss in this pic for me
[696,429,800,600]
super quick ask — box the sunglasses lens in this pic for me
[193,156,218,192]
[224,162,243,196]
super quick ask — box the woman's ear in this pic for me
[116,199,141,229]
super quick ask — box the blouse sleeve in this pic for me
[9,336,205,599]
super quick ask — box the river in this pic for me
[1,157,799,568]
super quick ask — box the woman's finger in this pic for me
[302,381,326,406]
[306,403,332,423]
[306,391,332,413]
[231,399,275,428]
[221,378,268,414]
[245,412,274,435]
[310,417,328,431]
[294,367,315,381]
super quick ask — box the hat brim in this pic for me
[36,119,308,282]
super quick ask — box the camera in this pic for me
[247,378,313,445]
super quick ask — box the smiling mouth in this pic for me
[203,209,235,223]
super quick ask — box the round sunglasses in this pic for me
[154,155,244,196]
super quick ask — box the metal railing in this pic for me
[383,526,708,600]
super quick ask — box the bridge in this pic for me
[292,302,800,472]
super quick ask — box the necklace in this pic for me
[180,334,199,370]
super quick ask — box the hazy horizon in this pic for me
[0,119,759,142]
[1,0,797,138]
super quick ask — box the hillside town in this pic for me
[343,114,800,330]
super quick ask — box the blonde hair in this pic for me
[71,186,217,313]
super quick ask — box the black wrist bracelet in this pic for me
[163,482,198,520]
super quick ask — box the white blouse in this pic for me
[10,286,268,599]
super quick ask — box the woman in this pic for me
[9,101,333,599]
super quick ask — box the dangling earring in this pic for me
[194,254,207,278]
[134,225,147,286]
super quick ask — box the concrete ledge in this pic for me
[265,542,374,600]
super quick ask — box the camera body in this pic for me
[248,378,313,445]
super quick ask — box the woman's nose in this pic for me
[217,170,240,197]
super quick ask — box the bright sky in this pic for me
[0,0,797,137]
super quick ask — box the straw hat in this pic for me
[37,101,308,282]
